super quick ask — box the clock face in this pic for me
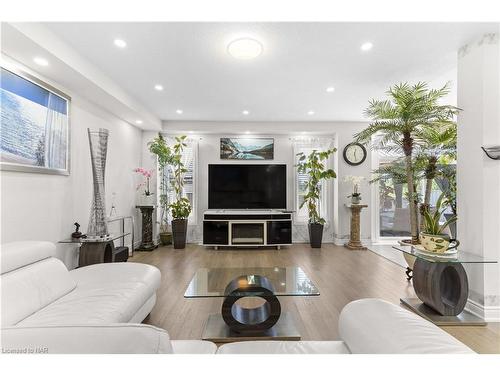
[343,143,367,166]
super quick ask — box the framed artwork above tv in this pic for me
[220,137,274,160]
[0,63,71,175]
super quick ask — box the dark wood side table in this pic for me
[59,233,130,267]
[136,205,157,251]
[392,245,497,326]
[345,204,368,250]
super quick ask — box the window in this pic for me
[293,138,334,224]
[163,136,198,224]
[374,155,445,240]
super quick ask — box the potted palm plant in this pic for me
[296,148,336,248]
[169,136,191,249]
[354,82,459,244]
[148,133,175,246]
[421,192,459,253]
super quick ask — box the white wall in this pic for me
[457,33,500,321]
[142,121,372,245]
[1,57,143,269]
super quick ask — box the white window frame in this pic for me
[371,148,410,245]
[292,138,335,225]
[163,135,198,226]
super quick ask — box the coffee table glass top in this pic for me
[392,245,498,264]
[184,266,320,298]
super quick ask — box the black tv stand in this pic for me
[202,210,292,249]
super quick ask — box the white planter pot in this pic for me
[138,194,155,206]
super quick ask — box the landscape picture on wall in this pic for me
[0,66,70,175]
[220,137,274,160]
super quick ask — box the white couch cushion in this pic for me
[1,241,56,274]
[1,324,173,354]
[17,262,161,326]
[338,298,474,354]
[171,340,218,354]
[217,340,350,354]
[1,258,76,327]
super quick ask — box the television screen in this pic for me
[208,164,286,209]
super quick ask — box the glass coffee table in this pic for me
[184,266,319,343]
[392,245,497,326]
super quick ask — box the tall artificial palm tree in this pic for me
[354,82,459,243]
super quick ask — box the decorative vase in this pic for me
[351,195,361,205]
[87,128,109,238]
[139,194,155,206]
[159,232,173,246]
[420,232,460,253]
[172,219,188,249]
[308,223,324,248]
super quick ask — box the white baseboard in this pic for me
[465,299,500,322]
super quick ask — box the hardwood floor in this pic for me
[131,243,500,354]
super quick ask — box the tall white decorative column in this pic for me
[457,32,500,321]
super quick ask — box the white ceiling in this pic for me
[42,22,499,123]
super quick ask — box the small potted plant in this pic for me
[134,167,154,206]
[420,192,459,253]
[169,136,191,249]
[344,175,365,204]
[296,148,337,248]
[148,133,176,246]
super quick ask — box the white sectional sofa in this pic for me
[1,241,216,354]
[1,241,473,354]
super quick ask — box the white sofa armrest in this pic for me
[1,324,173,354]
[338,299,474,354]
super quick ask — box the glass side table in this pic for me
[392,245,497,326]
[59,232,130,267]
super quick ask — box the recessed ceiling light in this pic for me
[242,110,250,115]
[189,131,194,134]
[227,38,263,60]
[307,110,315,115]
[360,42,373,51]
[176,109,183,114]
[33,57,49,66]
[154,84,164,91]
[245,130,251,134]
[113,39,127,48]
[326,86,335,93]
[135,120,143,125]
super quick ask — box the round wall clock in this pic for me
[343,142,367,166]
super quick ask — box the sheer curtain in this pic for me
[163,136,198,224]
[44,92,68,169]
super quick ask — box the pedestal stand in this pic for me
[345,204,368,250]
[136,205,157,251]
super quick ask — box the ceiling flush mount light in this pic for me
[227,38,263,60]
[135,120,143,125]
[242,110,250,115]
[307,110,315,116]
[33,57,49,66]
[154,84,164,91]
[360,42,373,51]
[176,109,183,114]
[326,86,335,93]
[113,39,127,48]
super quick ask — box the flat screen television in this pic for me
[208,164,286,209]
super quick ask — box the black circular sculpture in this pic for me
[412,258,469,316]
[221,275,281,333]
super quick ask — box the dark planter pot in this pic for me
[171,219,188,249]
[444,213,457,239]
[308,223,324,248]
[159,232,172,246]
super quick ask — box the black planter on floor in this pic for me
[308,223,324,248]
[172,219,188,249]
